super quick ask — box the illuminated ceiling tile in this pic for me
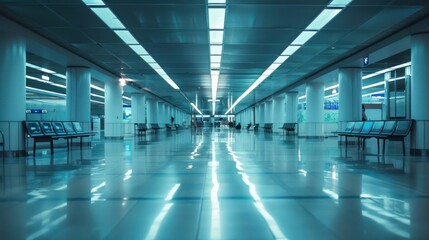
[211,55,221,62]
[274,55,289,64]
[82,0,105,6]
[208,0,226,3]
[40,68,55,74]
[114,30,139,44]
[306,9,342,30]
[208,8,226,29]
[329,0,353,7]
[141,55,155,63]
[210,31,224,44]
[281,45,301,55]
[149,62,161,69]
[211,63,221,69]
[210,45,223,55]
[91,7,125,29]
[129,45,148,55]
[291,31,317,45]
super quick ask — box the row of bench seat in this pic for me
[24,121,95,156]
[334,120,413,156]
[134,123,182,135]
[247,123,297,135]
[280,123,297,135]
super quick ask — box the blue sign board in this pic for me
[363,56,369,66]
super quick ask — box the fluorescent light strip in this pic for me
[129,45,148,55]
[324,93,339,99]
[90,7,125,29]
[114,30,139,44]
[210,45,223,55]
[26,63,41,69]
[91,84,105,92]
[226,2,352,114]
[208,0,226,4]
[292,31,317,45]
[26,75,67,89]
[122,96,132,101]
[362,62,411,79]
[274,55,289,64]
[208,8,226,29]
[40,68,55,74]
[209,31,224,44]
[53,73,66,79]
[82,0,105,6]
[306,9,342,30]
[388,76,406,82]
[362,81,384,90]
[191,103,203,114]
[91,93,105,99]
[82,1,181,91]
[208,4,226,115]
[362,90,384,97]
[281,45,300,56]
[329,0,353,7]
[26,87,66,98]
[91,100,105,105]
[324,84,339,91]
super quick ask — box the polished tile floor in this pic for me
[1,128,429,239]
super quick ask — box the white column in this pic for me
[285,92,298,123]
[306,82,324,137]
[158,102,165,125]
[66,67,91,132]
[105,81,123,138]
[273,94,285,132]
[146,98,157,124]
[131,94,146,123]
[259,104,265,125]
[411,33,429,155]
[264,100,273,123]
[338,68,362,122]
[0,33,26,155]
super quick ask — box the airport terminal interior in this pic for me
[1,0,429,239]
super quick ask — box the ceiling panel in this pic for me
[0,0,428,114]
[110,4,207,29]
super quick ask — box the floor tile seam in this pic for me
[2,195,429,202]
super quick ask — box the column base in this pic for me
[1,150,28,157]
[410,148,429,156]
[104,136,124,140]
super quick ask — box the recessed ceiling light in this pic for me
[210,45,223,55]
[114,30,139,44]
[91,7,125,29]
[208,8,226,30]
[210,31,224,44]
[306,9,342,30]
[291,31,317,45]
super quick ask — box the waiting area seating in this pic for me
[135,123,177,135]
[248,123,259,131]
[262,123,273,132]
[280,123,297,135]
[24,121,95,156]
[134,123,148,136]
[334,120,413,156]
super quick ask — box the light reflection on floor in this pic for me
[0,128,429,239]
